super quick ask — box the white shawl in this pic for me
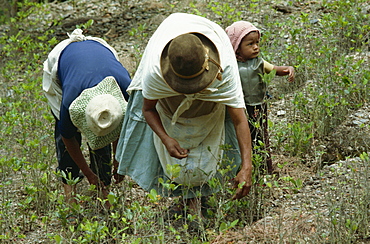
[127,13,245,123]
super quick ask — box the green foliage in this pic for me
[242,0,370,157]
[1,0,370,243]
[0,1,58,241]
[193,0,368,156]
[76,19,94,30]
[206,1,241,26]
[128,23,148,72]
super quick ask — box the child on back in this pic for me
[226,21,295,174]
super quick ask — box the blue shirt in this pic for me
[57,40,131,138]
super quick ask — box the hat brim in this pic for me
[160,33,221,94]
[69,76,127,150]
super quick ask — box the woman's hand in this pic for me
[232,165,252,200]
[162,136,188,159]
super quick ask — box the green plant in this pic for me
[128,23,149,71]
[206,1,241,26]
[1,0,370,243]
[76,19,94,30]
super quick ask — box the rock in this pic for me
[273,4,296,13]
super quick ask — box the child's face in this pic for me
[237,31,260,61]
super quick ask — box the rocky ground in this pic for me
[2,0,370,242]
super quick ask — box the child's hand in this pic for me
[274,65,295,82]
[284,66,295,82]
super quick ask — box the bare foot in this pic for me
[63,183,77,205]
[186,198,204,219]
[100,186,112,210]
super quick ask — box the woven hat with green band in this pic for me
[69,76,127,150]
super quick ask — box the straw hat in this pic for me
[69,76,127,150]
[160,33,223,94]
[225,21,261,53]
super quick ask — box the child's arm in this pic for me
[274,65,295,82]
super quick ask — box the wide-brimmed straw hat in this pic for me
[225,21,261,53]
[69,76,127,150]
[160,33,223,94]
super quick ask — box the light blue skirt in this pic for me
[115,90,242,199]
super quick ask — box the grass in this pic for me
[0,0,369,243]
